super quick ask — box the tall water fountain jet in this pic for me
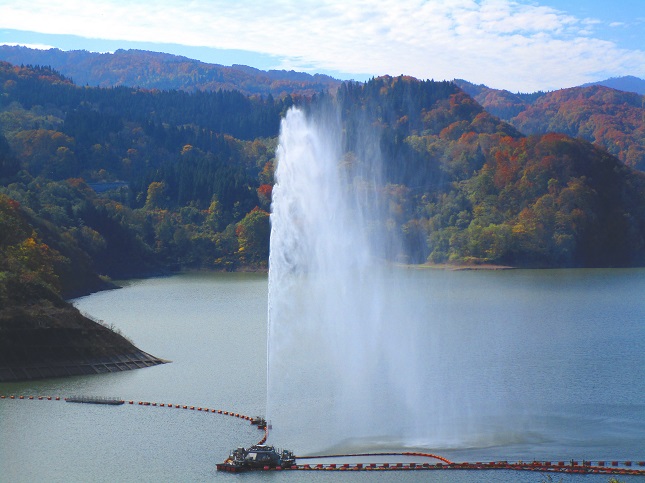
[267,105,510,454]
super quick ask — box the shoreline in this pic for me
[399,262,515,271]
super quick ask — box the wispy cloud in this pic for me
[0,0,643,91]
[2,42,56,50]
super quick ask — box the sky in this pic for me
[0,0,643,92]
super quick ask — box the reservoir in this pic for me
[1,269,643,482]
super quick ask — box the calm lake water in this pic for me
[1,269,643,482]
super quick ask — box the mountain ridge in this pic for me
[0,45,342,97]
[581,75,645,95]
[3,45,642,99]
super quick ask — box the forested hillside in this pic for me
[0,46,341,97]
[334,77,645,267]
[0,61,281,285]
[511,87,645,170]
[455,79,645,171]
[0,179,165,382]
[0,61,280,377]
[2,60,645,314]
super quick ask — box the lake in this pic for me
[1,269,643,482]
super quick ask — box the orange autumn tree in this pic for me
[257,183,273,209]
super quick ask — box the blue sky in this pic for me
[0,0,643,92]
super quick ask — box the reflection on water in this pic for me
[0,269,644,482]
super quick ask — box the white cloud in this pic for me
[0,0,643,91]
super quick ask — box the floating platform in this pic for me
[65,395,124,405]
[216,444,295,472]
[250,416,267,428]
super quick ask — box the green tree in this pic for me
[206,196,224,232]
[145,181,167,210]
[235,207,270,264]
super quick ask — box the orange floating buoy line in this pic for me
[1,394,62,401]
[0,394,257,421]
[3,395,642,476]
[241,457,645,474]
[111,398,271,447]
[220,450,645,474]
[296,452,454,465]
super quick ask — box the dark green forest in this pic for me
[2,60,645,318]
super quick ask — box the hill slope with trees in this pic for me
[0,45,342,97]
[335,76,645,267]
[0,192,165,382]
[455,79,645,171]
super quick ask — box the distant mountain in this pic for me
[581,76,645,95]
[455,79,645,171]
[511,85,645,170]
[453,79,533,119]
[0,45,342,97]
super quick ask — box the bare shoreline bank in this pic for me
[400,262,515,271]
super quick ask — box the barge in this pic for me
[216,444,295,472]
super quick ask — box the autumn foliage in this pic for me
[2,60,645,290]
[457,80,645,171]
